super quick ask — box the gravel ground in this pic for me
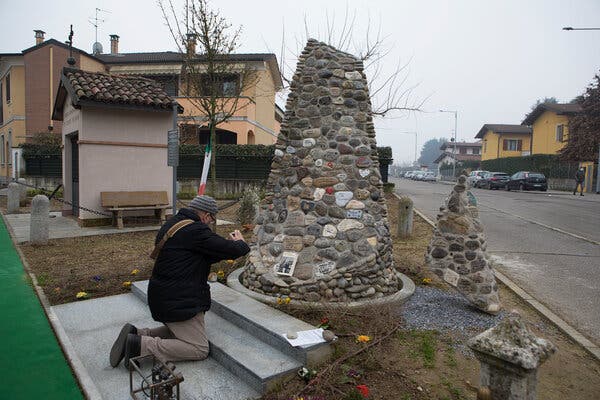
[401,286,507,355]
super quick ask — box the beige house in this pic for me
[97,36,283,146]
[52,67,181,224]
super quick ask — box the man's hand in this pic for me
[229,230,246,242]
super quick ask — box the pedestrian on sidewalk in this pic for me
[109,195,250,368]
[573,167,586,196]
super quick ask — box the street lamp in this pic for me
[439,109,458,179]
[562,26,600,193]
[397,131,418,166]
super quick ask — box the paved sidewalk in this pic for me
[0,217,83,399]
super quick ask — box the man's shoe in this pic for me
[124,333,142,369]
[109,323,137,367]
[581,194,584,196]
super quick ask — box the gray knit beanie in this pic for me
[188,195,218,216]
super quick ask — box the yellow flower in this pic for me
[226,259,235,265]
[217,270,225,278]
[356,335,371,343]
[122,281,132,288]
[277,298,283,305]
[422,278,432,284]
[284,297,291,304]
[131,269,140,275]
[76,291,88,299]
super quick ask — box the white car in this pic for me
[422,172,437,182]
[466,170,489,187]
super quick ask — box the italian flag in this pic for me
[198,139,212,195]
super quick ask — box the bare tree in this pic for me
[158,0,261,195]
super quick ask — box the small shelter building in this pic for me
[52,67,182,225]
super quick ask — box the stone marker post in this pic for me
[7,182,20,214]
[17,178,27,206]
[468,311,556,400]
[30,195,50,245]
[397,196,413,237]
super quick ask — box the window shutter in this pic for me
[517,140,522,151]
[503,140,508,151]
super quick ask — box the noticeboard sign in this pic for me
[167,129,179,167]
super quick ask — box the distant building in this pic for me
[475,124,532,161]
[434,141,482,165]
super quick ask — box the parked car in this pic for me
[412,171,426,180]
[422,172,437,182]
[479,172,510,189]
[466,170,489,187]
[505,171,547,191]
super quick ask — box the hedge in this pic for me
[481,154,579,179]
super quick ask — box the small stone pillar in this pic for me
[30,195,50,245]
[7,182,20,214]
[468,311,556,400]
[17,178,27,206]
[397,196,413,237]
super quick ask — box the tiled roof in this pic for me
[440,141,481,150]
[475,124,532,138]
[434,152,481,164]
[62,67,176,110]
[522,102,582,125]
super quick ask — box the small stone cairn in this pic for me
[468,311,556,400]
[241,39,400,303]
[425,176,501,313]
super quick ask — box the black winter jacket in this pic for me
[148,208,250,323]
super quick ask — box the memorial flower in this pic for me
[131,269,140,275]
[122,281,132,288]
[318,317,330,329]
[92,275,102,282]
[356,384,370,397]
[217,270,225,282]
[226,259,235,265]
[422,277,432,285]
[356,335,371,343]
[76,291,88,299]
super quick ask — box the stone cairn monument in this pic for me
[241,39,400,303]
[425,176,501,314]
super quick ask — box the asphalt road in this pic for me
[391,177,600,345]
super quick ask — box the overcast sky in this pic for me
[1,0,599,164]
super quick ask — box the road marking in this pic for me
[413,206,600,361]
[481,204,600,246]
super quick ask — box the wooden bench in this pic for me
[101,191,170,229]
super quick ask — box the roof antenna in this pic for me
[89,7,111,54]
[67,25,76,66]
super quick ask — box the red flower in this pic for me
[326,187,334,195]
[356,384,369,398]
[320,317,329,325]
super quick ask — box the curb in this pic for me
[413,206,600,362]
[0,212,103,400]
[227,268,416,310]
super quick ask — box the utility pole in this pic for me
[440,110,458,179]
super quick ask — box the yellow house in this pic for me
[475,124,532,161]
[97,36,283,146]
[0,53,26,184]
[521,103,582,155]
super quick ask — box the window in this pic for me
[503,139,522,151]
[472,148,480,155]
[199,73,239,97]
[5,73,10,103]
[459,147,467,154]
[556,125,565,142]
[483,141,487,153]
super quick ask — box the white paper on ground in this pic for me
[281,328,326,347]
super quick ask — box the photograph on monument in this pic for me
[274,252,298,276]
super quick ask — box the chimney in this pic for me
[34,30,46,45]
[110,34,120,54]
[186,33,197,55]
